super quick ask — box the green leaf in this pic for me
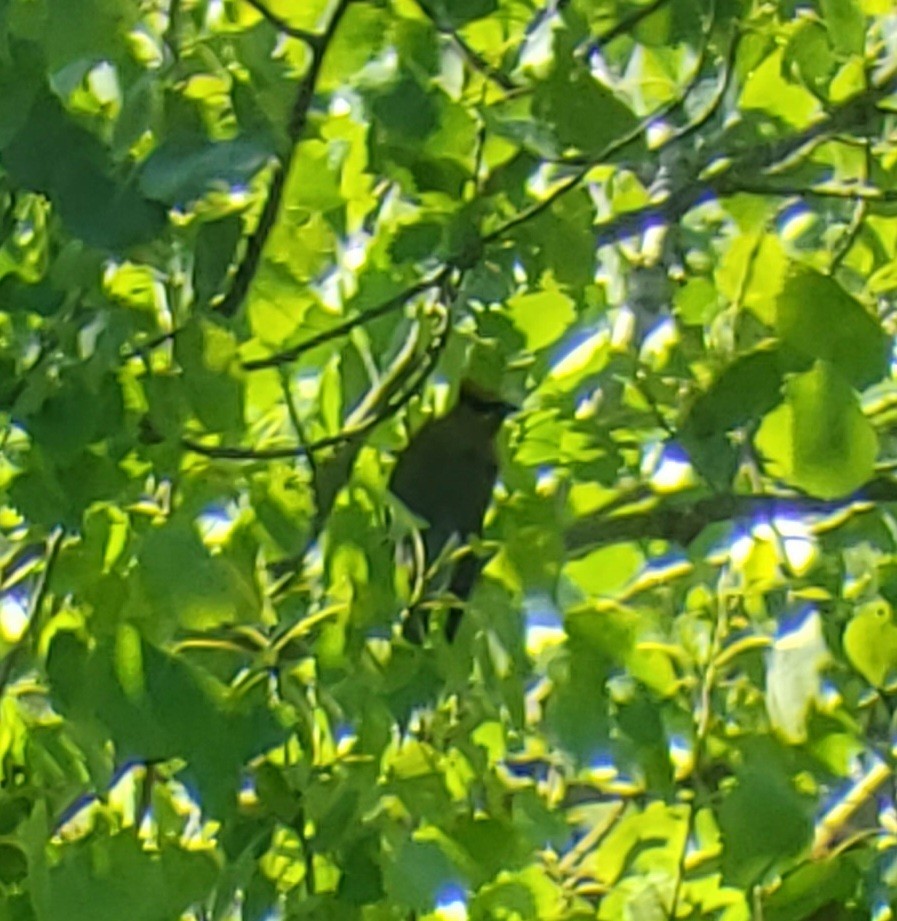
[698,347,794,430]
[616,693,674,795]
[784,19,837,96]
[43,0,140,69]
[8,449,130,528]
[452,817,526,882]
[0,844,27,885]
[754,361,877,499]
[513,191,598,293]
[337,834,384,906]
[563,545,644,599]
[763,856,860,921]
[367,70,439,141]
[821,0,866,56]
[174,321,244,433]
[429,0,497,27]
[383,838,460,912]
[389,219,445,264]
[717,231,789,324]
[137,517,260,631]
[533,46,639,157]
[138,134,273,207]
[843,597,897,688]
[740,48,820,125]
[0,41,42,147]
[192,216,243,306]
[590,801,689,887]
[46,632,282,816]
[544,647,612,762]
[33,831,216,921]
[719,766,813,886]
[25,370,125,461]
[507,282,575,351]
[284,139,347,213]
[2,93,166,249]
[250,463,315,555]
[776,268,889,387]
[474,865,565,920]
[674,276,724,325]
[0,796,31,836]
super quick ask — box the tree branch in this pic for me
[487,62,897,252]
[241,268,451,371]
[564,477,897,558]
[263,308,454,588]
[242,0,318,44]
[184,301,453,463]
[483,4,722,243]
[586,0,673,56]
[413,0,518,92]
[669,13,738,145]
[716,180,897,202]
[217,0,353,319]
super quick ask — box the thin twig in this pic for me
[414,0,518,91]
[739,65,897,176]
[122,325,180,364]
[264,306,453,586]
[482,166,591,245]
[669,16,739,145]
[720,181,897,202]
[279,366,318,480]
[830,140,874,272]
[587,0,673,56]
[483,5,722,245]
[667,801,696,921]
[489,62,897,254]
[563,475,897,557]
[163,0,182,61]
[241,268,450,371]
[184,308,453,462]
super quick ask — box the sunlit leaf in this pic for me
[843,597,897,688]
[755,361,877,498]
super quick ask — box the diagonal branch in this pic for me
[238,34,894,377]
[484,4,722,244]
[242,0,318,44]
[487,61,897,252]
[413,0,518,92]
[669,13,738,145]
[264,296,456,587]
[184,298,453,462]
[241,267,451,371]
[586,0,673,56]
[217,0,353,318]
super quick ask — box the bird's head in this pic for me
[458,380,517,435]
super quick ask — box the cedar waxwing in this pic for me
[390,381,515,642]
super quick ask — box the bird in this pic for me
[389,381,515,642]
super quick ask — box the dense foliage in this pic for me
[2,0,897,918]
